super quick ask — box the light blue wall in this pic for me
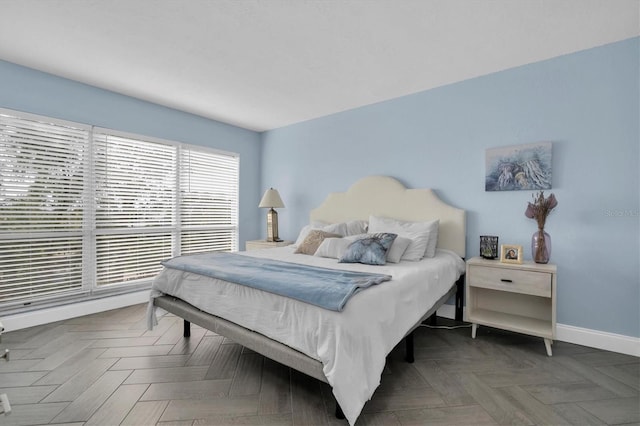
[0,60,262,247]
[262,38,640,338]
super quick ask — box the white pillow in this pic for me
[293,222,348,248]
[386,235,412,263]
[314,238,352,259]
[423,220,439,258]
[312,220,368,236]
[368,216,439,261]
[343,220,368,236]
[295,230,342,255]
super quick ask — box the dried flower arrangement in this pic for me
[525,191,558,263]
[525,191,558,230]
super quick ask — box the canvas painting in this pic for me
[485,142,552,191]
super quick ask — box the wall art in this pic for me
[485,142,552,191]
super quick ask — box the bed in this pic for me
[147,175,466,425]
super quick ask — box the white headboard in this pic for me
[310,176,466,257]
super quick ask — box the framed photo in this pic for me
[480,236,499,259]
[500,244,523,264]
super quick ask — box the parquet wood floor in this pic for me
[0,304,638,425]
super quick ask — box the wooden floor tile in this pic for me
[0,402,68,426]
[110,354,190,371]
[121,400,169,425]
[84,383,148,425]
[577,397,640,424]
[41,358,118,402]
[160,396,259,422]
[51,370,132,423]
[394,404,498,425]
[140,379,231,401]
[124,365,208,384]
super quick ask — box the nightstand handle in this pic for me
[500,279,513,283]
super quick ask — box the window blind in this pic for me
[93,133,176,286]
[0,113,88,304]
[179,147,239,254]
[0,109,239,309]
[93,134,176,229]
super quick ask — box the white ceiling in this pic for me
[0,0,638,132]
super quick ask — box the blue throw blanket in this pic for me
[161,252,392,312]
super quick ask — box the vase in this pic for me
[531,230,551,264]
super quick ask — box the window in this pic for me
[179,147,238,254]
[0,113,88,304]
[93,131,177,287]
[0,109,239,310]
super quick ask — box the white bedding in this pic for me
[148,246,464,425]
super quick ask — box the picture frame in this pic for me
[480,235,499,259]
[500,244,523,264]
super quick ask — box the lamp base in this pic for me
[266,208,280,242]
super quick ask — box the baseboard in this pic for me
[1,290,150,332]
[555,323,640,357]
[436,304,639,357]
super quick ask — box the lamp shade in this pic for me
[259,188,284,209]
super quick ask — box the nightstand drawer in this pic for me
[468,265,551,297]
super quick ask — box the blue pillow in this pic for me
[339,233,398,265]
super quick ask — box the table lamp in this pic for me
[259,188,284,242]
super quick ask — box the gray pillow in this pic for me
[339,233,397,265]
[345,234,411,263]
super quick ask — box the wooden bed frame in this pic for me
[152,175,466,419]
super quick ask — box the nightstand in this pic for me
[465,257,557,356]
[245,240,293,251]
